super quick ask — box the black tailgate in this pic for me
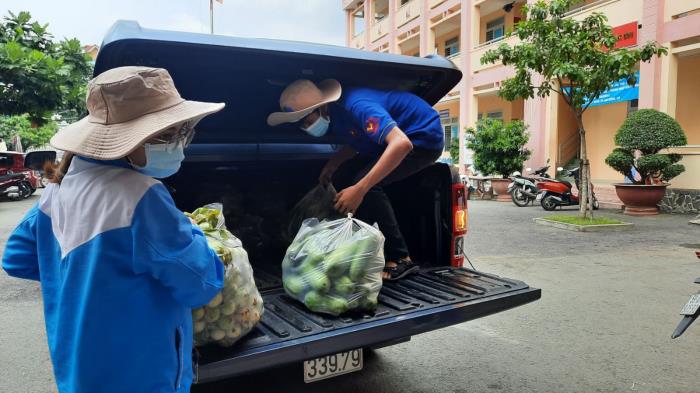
[196,267,540,383]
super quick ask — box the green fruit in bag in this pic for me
[333,276,355,296]
[323,242,354,278]
[283,275,306,297]
[326,296,349,315]
[304,291,324,310]
[349,235,380,281]
[307,270,330,293]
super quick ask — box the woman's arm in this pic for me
[2,206,40,281]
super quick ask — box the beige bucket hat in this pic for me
[266,79,342,127]
[50,66,225,160]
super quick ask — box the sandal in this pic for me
[383,258,419,281]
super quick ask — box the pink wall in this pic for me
[639,0,664,109]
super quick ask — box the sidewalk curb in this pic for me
[533,217,634,232]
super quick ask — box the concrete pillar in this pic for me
[389,0,398,53]
[639,0,665,109]
[346,10,353,46]
[660,53,678,116]
[364,0,372,49]
[419,0,431,56]
[458,0,473,172]
[523,75,547,168]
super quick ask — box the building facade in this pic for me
[342,0,700,211]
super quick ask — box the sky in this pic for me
[2,0,347,47]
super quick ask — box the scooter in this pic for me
[0,172,33,201]
[672,251,700,339]
[535,167,599,211]
[508,165,551,207]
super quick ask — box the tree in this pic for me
[466,119,531,178]
[0,11,93,123]
[480,0,667,218]
[0,114,57,150]
[449,137,460,164]
[605,109,687,184]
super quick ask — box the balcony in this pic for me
[471,35,518,73]
[564,0,642,27]
[396,0,422,28]
[430,0,447,8]
[350,32,366,49]
[371,17,390,42]
[447,52,462,70]
[667,0,700,20]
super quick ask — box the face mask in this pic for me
[131,143,185,179]
[301,115,330,137]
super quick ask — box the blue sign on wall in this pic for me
[564,71,640,108]
[588,71,639,107]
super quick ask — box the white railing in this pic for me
[371,17,390,42]
[430,0,447,8]
[564,0,641,27]
[470,35,517,73]
[666,0,700,19]
[396,0,422,27]
[350,32,366,49]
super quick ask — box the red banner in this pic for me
[613,22,638,48]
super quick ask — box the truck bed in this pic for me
[195,267,540,383]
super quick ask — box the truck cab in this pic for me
[94,21,541,384]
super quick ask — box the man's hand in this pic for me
[334,184,367,214]
[319,161,338,185]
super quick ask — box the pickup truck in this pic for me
[88,21,542,384]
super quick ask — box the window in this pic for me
[353,10,365,35]
[627,99,639,117]
[485,17,505,43]
[0,154,12,168]
[444,125,452,152]
[487,111,504,120]
[444,37,460,57]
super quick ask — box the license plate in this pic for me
[536,193,544,201]
[303,348,363,383]
[681,294,700,316]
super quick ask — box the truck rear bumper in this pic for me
[196,268,541,383]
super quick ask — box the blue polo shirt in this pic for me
[329,87,444,156]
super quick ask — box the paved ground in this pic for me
[1,195,699,392]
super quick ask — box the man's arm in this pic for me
[334,127,412,214]
[320,145,357,184]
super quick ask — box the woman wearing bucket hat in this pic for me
[268,79,444,281]
[2,66,226,393]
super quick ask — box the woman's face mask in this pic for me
[301,114,330,137]
[131,142,185,179]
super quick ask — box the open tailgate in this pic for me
[196,267,540,383]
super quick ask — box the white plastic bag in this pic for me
[186,204,264,347]
[282,215,385,316]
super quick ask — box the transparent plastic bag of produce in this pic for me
[287,183,343,240]
[186,203,264,347]
[282,215,385,316]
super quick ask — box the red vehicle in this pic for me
[535,167,599,210]
[0,151,39,191]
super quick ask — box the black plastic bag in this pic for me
[287,184,342,240]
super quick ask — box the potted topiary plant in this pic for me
[605,109,687,216]
[466,118,531,201]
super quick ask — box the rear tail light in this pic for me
[451,183,468,267]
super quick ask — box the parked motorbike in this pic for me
[536,167,599,211]
[508,165,551,207]
[672,251,700,339]
[0,172,33,201]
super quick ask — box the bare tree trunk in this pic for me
[575,114,591,219]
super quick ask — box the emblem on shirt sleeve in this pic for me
[365,117,379,135]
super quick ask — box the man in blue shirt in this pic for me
[268,79,444,280]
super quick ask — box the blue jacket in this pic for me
[2,157,224,393]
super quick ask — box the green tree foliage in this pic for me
[480,0,666,217]
[605,109,687,184]
[466,119,531,178]
[0,114,57,150]
[449,137,460,164]
[0,11,93,123]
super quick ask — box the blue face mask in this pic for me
[131,143,185,179]
[301,115,330,137]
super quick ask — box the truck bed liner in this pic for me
[195,267,540,383]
